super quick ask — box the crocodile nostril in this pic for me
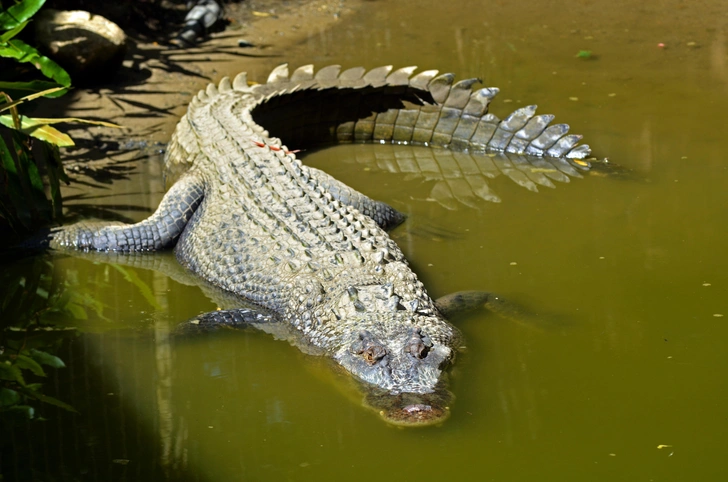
[358,345,387,365]
[407,340,430,359]
[406,327,433,359]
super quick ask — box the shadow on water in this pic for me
[3,0,728,480]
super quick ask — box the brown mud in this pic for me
[37,0,360,215]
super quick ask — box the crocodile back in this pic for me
[165,64,592,353]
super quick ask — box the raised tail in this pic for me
[243,64,592,160]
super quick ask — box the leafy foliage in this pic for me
[0,0,46,30]
[0,0,69,237]
[0,0,120,239]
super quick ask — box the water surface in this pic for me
[2,0,727,480]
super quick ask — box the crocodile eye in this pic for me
[357,345,387,365]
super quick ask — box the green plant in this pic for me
[0,0,118,238]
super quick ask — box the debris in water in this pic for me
[576,50,593,59]
[657,445,672,449]
[658,43,666,48]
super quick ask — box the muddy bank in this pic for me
[44,0,359,200]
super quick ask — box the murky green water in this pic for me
[3,0,728,480]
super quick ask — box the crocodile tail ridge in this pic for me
[166,64,593,183]
[247,64,592,160]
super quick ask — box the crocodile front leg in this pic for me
[50,173,205,252]
[177,308,275,334]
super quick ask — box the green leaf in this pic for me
[0,134,32,229]
[0,362,25,384]
[110,265,164,310]
[0,80,67,98]
[0,387,20,407]
[36,140,66,218]
[0,0,46,30]
[29,349,65,368]
[4,404,35,419]
[0,86,68,113]
[64,301,88,320]
[11,131,50,222]
[75,290,109,321]
[0,20,29,43]
[15,354,46,377]
[576,50,593,59]
[0,38,71,87]
[16,386,76,413]
[0,115,74,146]
[25,117,122,129]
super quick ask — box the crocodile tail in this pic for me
[246,64,592,160]
[164,64,592,186]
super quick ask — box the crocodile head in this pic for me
[334,317,458,426]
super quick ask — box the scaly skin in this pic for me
[51,64,593,425]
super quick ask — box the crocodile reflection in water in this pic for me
[49,64,596,425]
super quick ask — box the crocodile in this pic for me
[49,64,594,425]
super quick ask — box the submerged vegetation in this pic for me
[0,256,81,424]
